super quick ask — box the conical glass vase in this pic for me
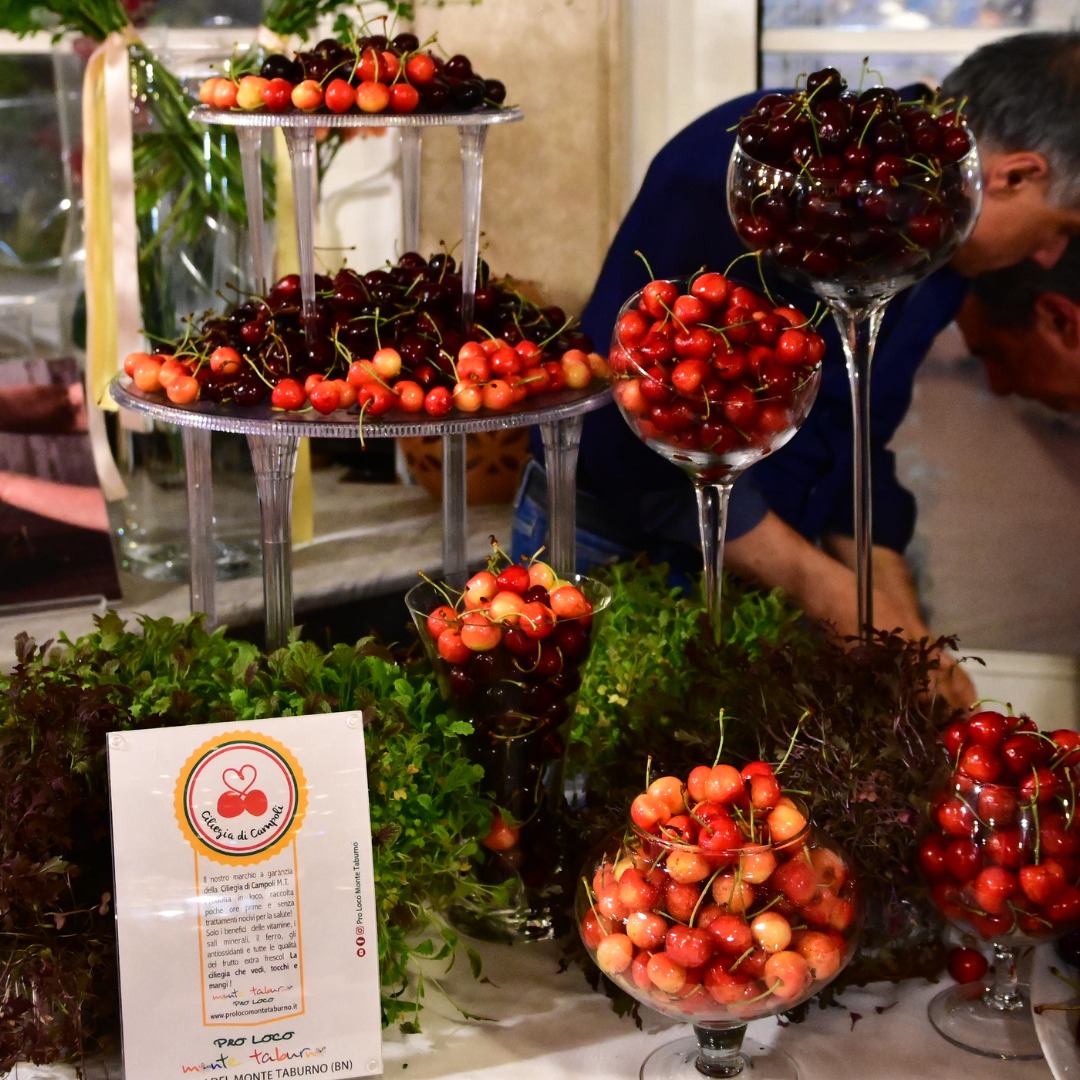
[407,571,612,941]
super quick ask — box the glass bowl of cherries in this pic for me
[919,708,1080,1059]
[609,271,823,642]
[406,548,611,942]
[577,759,863,1079]
[726,68,981,305]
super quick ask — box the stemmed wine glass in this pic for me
[609,274,822,642]
[726,72,982,634]
[577,796,862,1078]
[919,709,1080,1059]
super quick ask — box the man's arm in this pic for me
[726,512,977,709]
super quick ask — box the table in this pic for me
[4,937,1058,1079]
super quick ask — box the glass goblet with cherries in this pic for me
[609,273,822,643]
[726,68,982,635]
[920,708,1080,1059]
[578,759,863,1078]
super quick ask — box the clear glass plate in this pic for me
[1032,942,1080,1079]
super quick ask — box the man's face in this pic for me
[950,151,1080,276]
[957,294,1080,412]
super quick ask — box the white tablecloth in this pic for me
[5,937,1061,1080]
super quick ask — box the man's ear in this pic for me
[1033,291,1080,349]
[981,150,1052,197]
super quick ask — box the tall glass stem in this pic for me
[235,125,267,295]
[182,427,215,627]
[458,125,488,329]
[281,125,319,340]
[441,432,467,581]
[399,127,423,255]
[247,432,300,651]
[831,299,887,638]
[539,415,586,576]
[694,479,734,645]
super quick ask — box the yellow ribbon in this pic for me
[82,28,144,500]
[83,27,142,413]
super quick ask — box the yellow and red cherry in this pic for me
[165,375,200,405]
[463,570,496,610]
[291,79,323,111]
[460,611,501,652]
[356,79,390,114]
[235,74,269,110]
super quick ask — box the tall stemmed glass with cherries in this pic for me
[727,67,982,635]
[609,273,823,642]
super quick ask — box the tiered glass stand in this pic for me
[110,103,611,649]
[112,379,610,650]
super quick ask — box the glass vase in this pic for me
[577,804,863,1077]
[406,573,612,942]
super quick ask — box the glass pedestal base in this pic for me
[928,980,1044,1060]
[449,846,572,944]
[641,1035,798,1079]
[449,890,561,945]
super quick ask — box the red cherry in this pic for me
[495,565,530,595]
[972,865,1018,915]
[957,744,1002,783]
[944,838,981,882]
[690,272,730,306]
[324,77,356,113]
[966,711,1009,748]
[245,788,269,816]
[672,294,710,326]
[641,279,679,319]
[918,834,948,881]
[216,791,245,819]
[947,947,988,984]
[1019,860,1067,906]
[271,378,306,411]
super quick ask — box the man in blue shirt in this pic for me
[512,32,1080,707]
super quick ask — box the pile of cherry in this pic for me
[413,557,600,745]
[920,709,1080,942]
[198,30,506,116]
[410,556,603,881]
[729,66,978,282]
[610,271,823,463]
[122,252,606,419]
[578,760,860,1018]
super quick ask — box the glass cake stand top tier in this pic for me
[111,380,607,439]
[190,104,525,129]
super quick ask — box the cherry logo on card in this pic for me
[216,764,269,818]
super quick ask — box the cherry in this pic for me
[947,947,988,984]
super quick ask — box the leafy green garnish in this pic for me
[0,613,494,1068]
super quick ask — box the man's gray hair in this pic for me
[942,32,1080,210]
